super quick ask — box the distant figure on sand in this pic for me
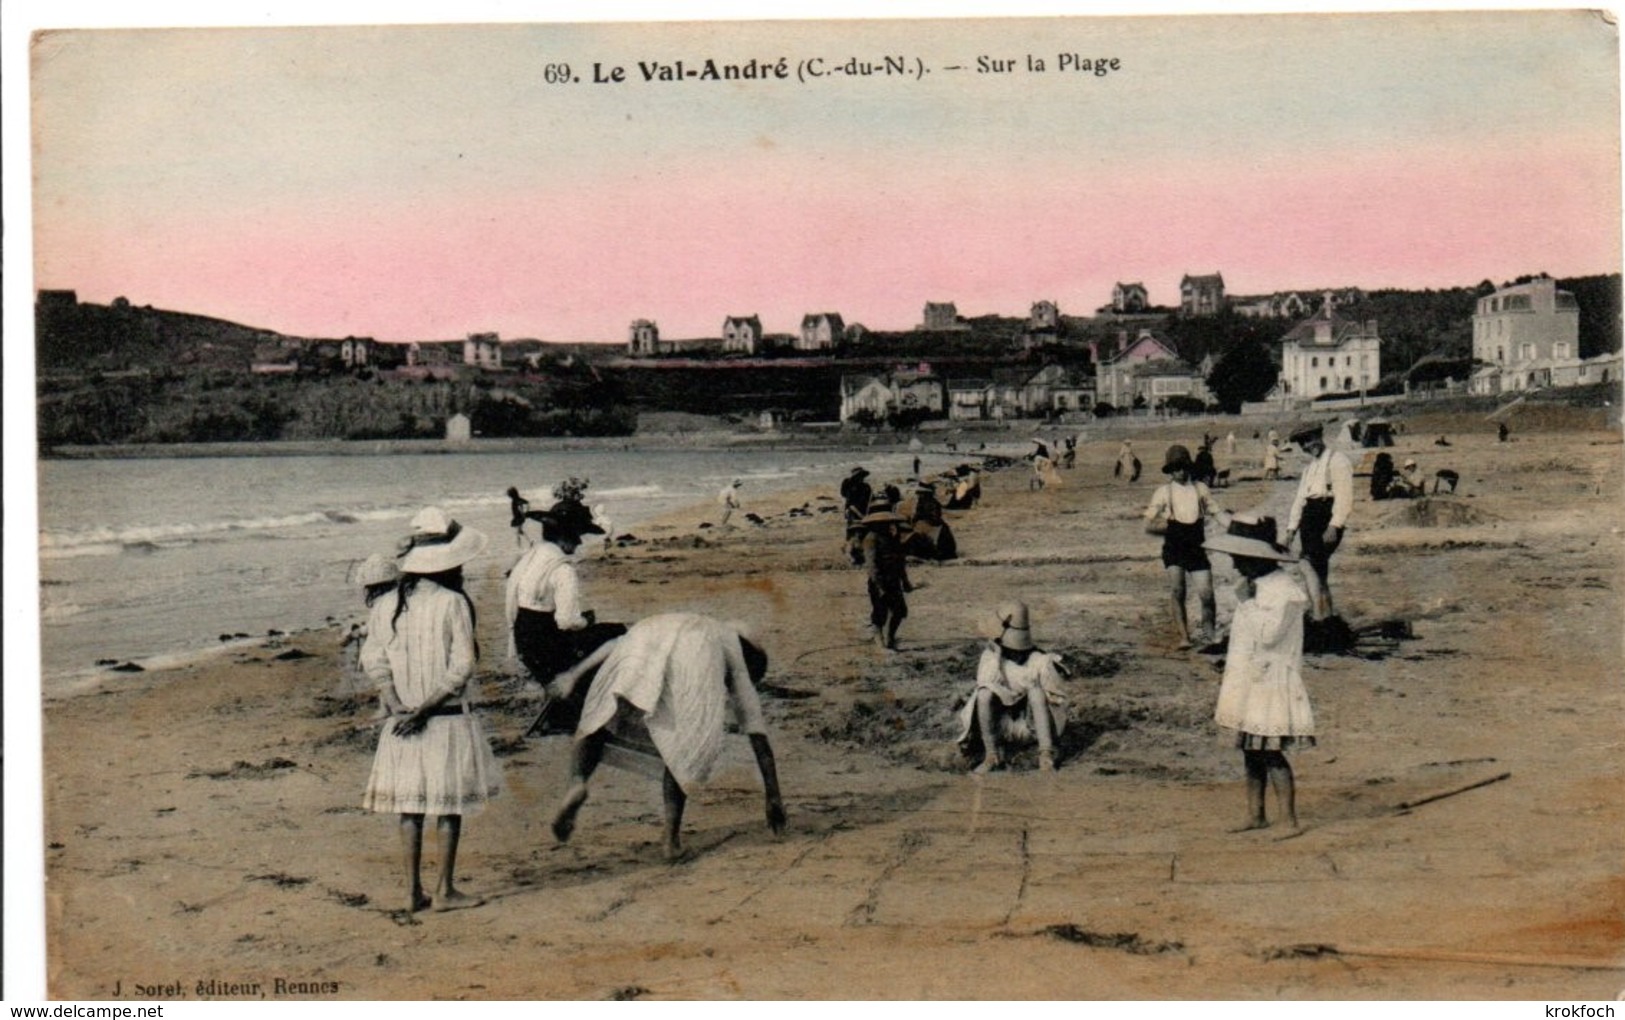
[860,499,914,651]
[1498,422,1510,443]
[902,481,957,561]
[1262,439,1281,481]
[546,613,786,861]
[505,487,532,546]
[1030,442,1063,490]
[719,479,743,527]
[1282,423,1354,621]
[840,466,873,565]
[361,509,501,914]
[1144,445,1228,649]
[1114,440,1135,479]
[956,601,1069,774]
[1192,443,1218,487]
[946,464,981,510]
[1204,519,1315,837]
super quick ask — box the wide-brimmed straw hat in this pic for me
[980,601,1035,651]
[1204,515,1297,563]
[1162,444,1195,474]
[859,499,906,525]
[1288,423,1325,447]
[528,499,605,539]
[849,466,869,478]
[398,508,489,574]
[347,553,400,588]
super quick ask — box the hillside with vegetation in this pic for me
[33,273,1620,446]
[36,366,634,448]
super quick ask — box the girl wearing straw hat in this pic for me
[361,508,502,914]
[955,601,1069,774]
[1203,518,1315,836]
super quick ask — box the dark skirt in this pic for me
[514,609,627,682]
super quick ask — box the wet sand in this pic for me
[39,410,1625,999]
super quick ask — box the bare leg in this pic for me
[433,814,483,910]
[1028,695,1057,772]
[551,730,608,843]
[1265,751,1301,834]
[1191,569,1216,644]
[1298,562,1328,622]
[749,733,787,837]
[1166,566,1192,647]
[1229,751,1270,832]
[973,689,1002,773]
[661,768,688,861]
[398,813,429,913]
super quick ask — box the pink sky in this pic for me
[28,13,1623,343]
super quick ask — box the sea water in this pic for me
[35,446,936,695]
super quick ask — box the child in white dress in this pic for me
[1204,519,1315,835]
[361,509,501,913]
[955,602,1069,773]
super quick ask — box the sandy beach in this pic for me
[38,410,1624,1000]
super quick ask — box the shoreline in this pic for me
[35,418,1625,998]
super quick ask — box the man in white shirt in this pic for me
[1281,423,1354,620]
[718,479,742,527]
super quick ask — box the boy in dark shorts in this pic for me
[1144,444,1228,649]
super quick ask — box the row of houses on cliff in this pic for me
[625,274,1377,360]
[838,328,1219,424]
[837,299,1395,424]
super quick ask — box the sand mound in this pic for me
[1388,497,1492,528]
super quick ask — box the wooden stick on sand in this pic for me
[1393,771,1512,813]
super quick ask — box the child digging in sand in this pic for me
[1204,517,1315,836]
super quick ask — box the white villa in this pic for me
[1275,304,1382,401]
[1466,277,1612,395]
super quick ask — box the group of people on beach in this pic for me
[346,484,786,915]
[841,461,976,651]
[346,424,1365,911]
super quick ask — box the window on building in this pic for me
[1318,376,1327,391]
[1311,356,1318,368]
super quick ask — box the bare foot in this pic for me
[551,782,588,843]
[1038,752,1056,773]
[408,891,431,914]
[432,889,485,912]
[663,840,685,863]
[1273,823,1308,841]
[1227,820,1271,833]
[972,756,1001,775]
